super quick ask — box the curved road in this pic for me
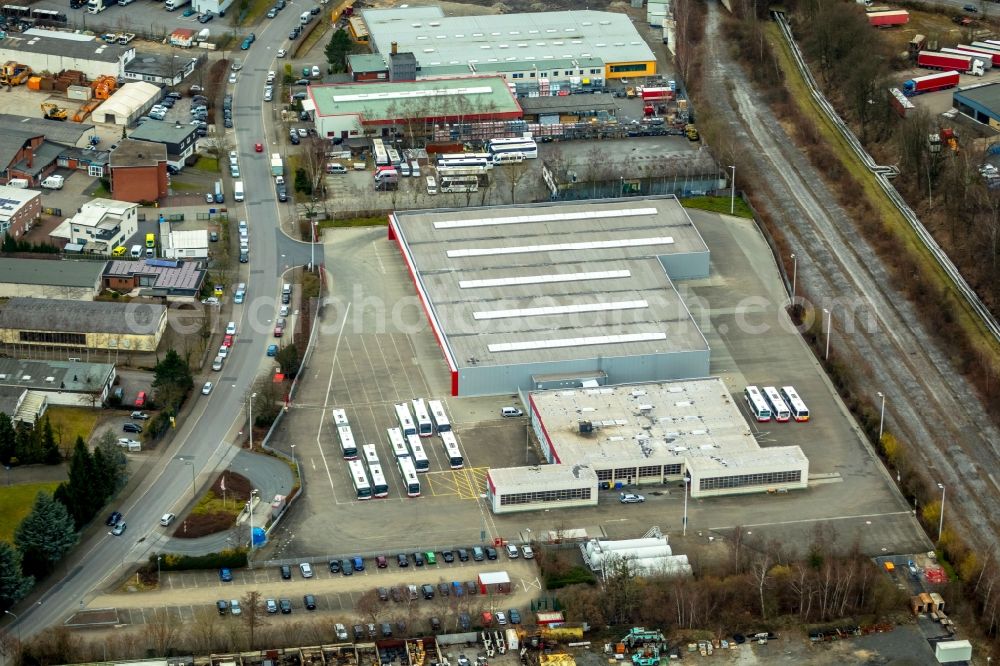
[9,6,322,639]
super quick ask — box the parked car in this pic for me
[123,423,142,434]
[230,599,241,616]
[522,545,534,559]
[380,622,393,637]
[219,567,233,582]
[506,544,519,559]
[303,594,316,610]
[279,598,292,614]
[413,552,424,567]
[421,584,435,599]
[397,553,409,567]
[299,562,313,578]
[437,582,450,597]
[265,598,278,614]
[105,511,122,526]
[216,600,228,615]
[375,554,388,568]
[485,546,497,560]
[457,548,469,562]
[377,586,389,601]
[111,522,126,536]
[441,549,455,563]
[328,559,341,573]
[430,617,441,632]
[509,608,521,624]
[619,493,645,504]
[341,559,353,575]
[280,564,292,579]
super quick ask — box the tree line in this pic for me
[0,414,61,467]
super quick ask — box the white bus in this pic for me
[331,408,349,428]
[368,463,388,498]
[407,434,429,472]
[394,402,416,437]
[744,386,772,422]
[440,175,479,193]
[372,138,389,166]
[438,152,492,162]
[440,430,464,469]
[762,386,791,423]
[437,157,492,169]
[436,164,489,177]
[337,425,358,459]
[348,459,372,500]
[427,399,451,433]
[397,456,421,497]
[492,152,525,165]
[411,398,433,437]
[362,443,380,467]
[780,386,810,422]
[386,427,410,459]
[488,138,538,159]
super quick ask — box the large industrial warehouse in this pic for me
[388,196,712,397]
[485,378,810,513]
[309,76,522,140]
[360,7,657,91]
[0,29,135,80]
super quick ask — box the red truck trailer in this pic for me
[917,50,972,71]
[958,44,1000,66]
[902,71,960,96]
[867,10,909,27]
[640,86,674,101]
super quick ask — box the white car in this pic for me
[229,151,238,166]
[228,73,237,84]
[521,545,534,559]
[230,599,241,615]
[230,165,240,178]
[118,438,140,448]
[160,513,175,526]
[226,321,237,335]
[264,90,273,102]
[299,562,314,578]
[218,345,229,359]
[202,296,220,306]
[277,48,287,58]
[297,128,308,138]
[279,305,289,316]
[201,381,214,395]
[619,492,645,504]
[238,219,248,232]
[506,544,519,559]
[496,611,508,626]
[266,71,276,83]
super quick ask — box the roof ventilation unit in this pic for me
[578,420,593,434]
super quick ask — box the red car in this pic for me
[273,325,284,338]
[375,555,388,569]
[254,142,263,152]
[223,334,234,348]
[134,391,147,407]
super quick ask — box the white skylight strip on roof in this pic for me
[448,236,674,258]
[474,299,648,320]
[488,332,667,353]
[459,269,631,289]
[434,207,657,229]
[333,86,492,102]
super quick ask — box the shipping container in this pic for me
[867,9,909,26]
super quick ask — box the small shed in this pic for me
[170,28,196,48]
[929,592,945,613]
[935,639,972,663]
[536,611,565,626]
[910,595,928,615]
[919,592,934,611]
[477,571,510,595]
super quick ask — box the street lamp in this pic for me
[937,483,946,542]
[682,474,690,537]
[248,392,257,451]
[310,219,317,272]
[248,488,259,569]
[823,308,831,361]
[728,165,736,215]
[790,253,797,304]
[177,456,196,500]
[290,444,296,467]
[877,392,886,443]
[157,555,161,583]
[4,610,20,644]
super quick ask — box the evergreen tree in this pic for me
[94,432,127,496]
[56,437,99,528]
[0,413,15,465]
[324,29,353,72]
[0,541,33,607]
[41,415,60,465]
[14,492,77,577]
[1,233,16,253]
[152,349,193,412]
[13,426,33,465]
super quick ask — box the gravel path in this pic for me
[699,0,1000,552]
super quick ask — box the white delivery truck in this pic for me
[234,181,245,202]
[164,0,190,11]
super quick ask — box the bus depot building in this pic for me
[485,378,809,513]
[388,196,712,397]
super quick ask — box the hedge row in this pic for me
[152,548,247,572]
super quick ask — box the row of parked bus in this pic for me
[331,399,464,501]
[744,385,810,423]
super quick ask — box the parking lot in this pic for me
[94,556,542,628]
[259,196,930,563]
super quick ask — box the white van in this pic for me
[300,10,310,23]
[130,244,142,259]
[399,162,411,177]
[426,176,437,195]
[410,161,420,177]
[41,175,64,189]
[234,180,245,202]
[326,162,347,174]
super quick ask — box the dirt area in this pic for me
[66,608,119,626]
[172,470,252,538]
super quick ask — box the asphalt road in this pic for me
[10,5,322,640]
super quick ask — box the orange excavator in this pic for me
[1,62,32,86]
[40,102,69,121]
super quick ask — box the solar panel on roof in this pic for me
[487,332,666,353]
[458,269,630,289]
[473,299,648,320]
[447,236,674,258]
[433,207,658,229]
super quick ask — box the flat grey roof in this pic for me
[0,258,103,288]
[104,259,203,291]
[130,121,196,145]
[0,34,129,62]
[487,464,597,490]
[954,81,1000,112]
[529,378,809,473]
[0,113,94,146]
[549,149,722,183]
[519,93,619,114]
[111,139,167,168]
[0,297,164,335]
[362,8,656,74]
[0,358,114,393]
[347,53,388,73]
[391,196,710,369]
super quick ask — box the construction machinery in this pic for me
[73,99,101,123]
[40,102,69,121]
[1,61,32,86]
[90,75,117,100]
[622,628,665,648]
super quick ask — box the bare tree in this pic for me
[146,608,181,656]
[241,590,266,648]
[355,588,387,624]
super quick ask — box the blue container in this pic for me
[251,527,266,547]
